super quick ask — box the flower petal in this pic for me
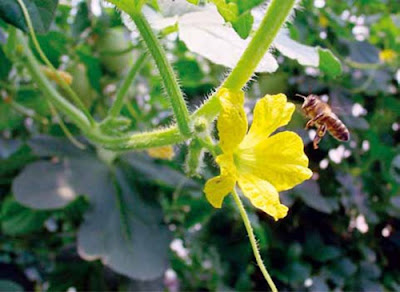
[217,89,247,153]
[204,175,236,208]
[241,94,295,148]
[238,131,313,191]
[237,173,288,220]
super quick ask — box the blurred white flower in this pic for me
[122,0,322,73]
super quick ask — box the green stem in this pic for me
[129,12,191,137]
[47,101,86,149]
[17,31,186,151]
[16,0,95,125]
[223,0,295,91]
[18,31,92,132]
[9,100,48,125]
[193,0,296,120]
[231,188,277,292]
[108,52,148,119]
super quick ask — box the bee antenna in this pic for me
[296,94,308,100]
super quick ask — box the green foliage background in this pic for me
[0,0,399,291]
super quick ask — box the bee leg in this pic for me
[306,113,324,129]
[313,124,327,149]
[305,120,315,129]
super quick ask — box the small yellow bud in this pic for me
[41,66,73,85]
[379,49,397,63]
[146,146,175,160]
[319,15,329,28]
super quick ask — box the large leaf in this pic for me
[0,0,58,34]
[78,169,170,280]
[12,136,170,280]
[292,180,338,214]
[12,155,105,209]
[123,153,200,190]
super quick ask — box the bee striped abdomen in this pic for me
[325,116,350,141]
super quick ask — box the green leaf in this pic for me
[390,155,400,183]
[1,196,49,235]
[348,41,380,64]
[232,12,253,39]
[77,168,171,280]
[72,2,90,37]
[234,0,265,13]
[186,0,200,4]
[12,155,107,209]
[210,0,238,22]
[318,47,342,78]
[33,31,68,67]
[0,0,59,34]
[13,136,170,280]
[0,280,23,292]
[293,180,338,214]
[0,46,11,80]
[123,153,200,190]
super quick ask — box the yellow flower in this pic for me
[379,49,397,63]
[204,89,312,220]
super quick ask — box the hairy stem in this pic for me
[193,0,296,120]
[130,12,192,137]
[17,31,186,150]
[108,52,148,119]
[16,0,94,125]
[232,188,278,292]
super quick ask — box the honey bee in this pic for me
[297,94,350,149]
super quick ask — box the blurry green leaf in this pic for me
[174,59,204,88]
[1,196,49,235]
[77,50,102,92]
[186,0,200,4]
[123,153,200,190]
[0,0,58,34]
[293,180,338,214]
[360,261,381,280]
[48,260,107,291]
[232,12,253,39]
[390,196,400,209]
[72,2,90,37]
[127,277,164,291]
[279,262,311,285]
[12,155,106,209]
[313,245,342,262]
[0,280,23,292]
[0,46,11,80]
[329,257,357,279]
[0,145,34,177]
[318,47,342,78]
[0,27,6,44]
[348,41,380,64]
[234,0,264,13]
[28,135,86,158]
[390,155,400,183]
[0,138,21,159]
[309,276,329,292]
[33,31,68,67]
